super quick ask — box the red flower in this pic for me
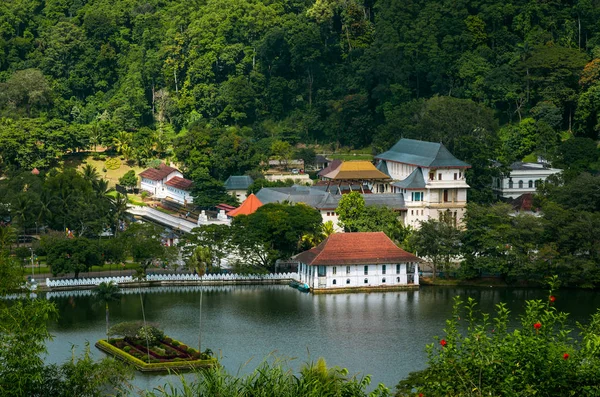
[419,394,424,397]
[550,295,556,303]
[533,322,542,330]
[440,339,447,347]
[563,353,569,360]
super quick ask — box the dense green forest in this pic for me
[1,0,600,191]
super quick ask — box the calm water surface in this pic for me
[43,285,600,394]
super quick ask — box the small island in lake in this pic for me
[95,322,216,372]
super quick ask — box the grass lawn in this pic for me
[329,153,374,161]
[61,151,145,188]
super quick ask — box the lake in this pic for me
[43,285,600,394]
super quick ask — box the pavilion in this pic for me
[295,232,421,292]
[318,160,391,194]
[226,194,263,217]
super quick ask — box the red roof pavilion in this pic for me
[227,194,263,217]
[295,232,421,266]
[139,163,178,181]
[164,176,193,191]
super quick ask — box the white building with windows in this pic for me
[374,138,471,228]
[139,163,194,205]
[492,162,562,199]
[295,232,421,292]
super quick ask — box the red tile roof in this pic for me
[318,159,342,178]
[227,194,263,217]
[165,176,193,191]
[139,163,178,181]
[295,232,421,266]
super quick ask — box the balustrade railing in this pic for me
[45,272,298,288]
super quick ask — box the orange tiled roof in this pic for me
[227,194,263,217]
[165,176,193,191]
[139,163,178,181]
[295,232,421,266]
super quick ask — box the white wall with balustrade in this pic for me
[45,272,297,289]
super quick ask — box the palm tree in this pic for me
[187,246,211,352]
[132,269,151,363]
[94,281,121,338]
[37,191,54,228]
[0,225,17,253]
[81,164,100,185]
[301,221,336,248]
[110,193,128,237]
[93,178,114,196]
[112,131,132,154]
[88,122,102,152]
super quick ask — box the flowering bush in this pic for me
[396,277,600,396]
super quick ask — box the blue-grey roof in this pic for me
[255,186,405,210]
[391,168,426,190]
[375,138,470,168]
[376,160,390,177]
[224,175,254,190]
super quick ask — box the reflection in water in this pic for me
[42,285,600,394]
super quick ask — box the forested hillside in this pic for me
[1,0,600,194]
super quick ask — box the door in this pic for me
[443,189,448,202]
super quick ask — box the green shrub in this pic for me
[186,347,196,355]
[136,325,164,345]
[122,346,131,353]
[396,276,600,397]
[171,341,180,347]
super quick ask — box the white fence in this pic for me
[45,272,298,289]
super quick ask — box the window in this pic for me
[518,180,523,189]
[332,266,337,275]
[346,266,351,274]
[364,278,368,284]
[382,278,386,283]
[535,180,541,188]
[509,179,513,189]
[318,266,326,277]
[438,173,442,180]
[421,210,424,215]
[454,173,457,180]
[411,192,422,201]
[346,279,350,284]
[429,171,435,181]
[364,265,369,275]
[397,277,400,282]
[382,265,386,274]
[333,279,337,285]
[411,210,414,215]
[396,264,400,274]
[459,172,462,179]
[528,180,533,188]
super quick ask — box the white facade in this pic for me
[298,262,419,290]
[140,169,182,196]
[319,209,343,232]
[385,165,468,228]
[492,163,562,199]
[229,189,248,202]
[140,169,193,205]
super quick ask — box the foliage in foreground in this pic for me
[396,277,600,396]
[147,357,390,397]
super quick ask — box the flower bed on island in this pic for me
[95,322,216,372]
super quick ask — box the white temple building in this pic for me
[294,232,421,292]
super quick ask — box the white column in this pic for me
[400,263,408,284]
[414,262,419,285]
